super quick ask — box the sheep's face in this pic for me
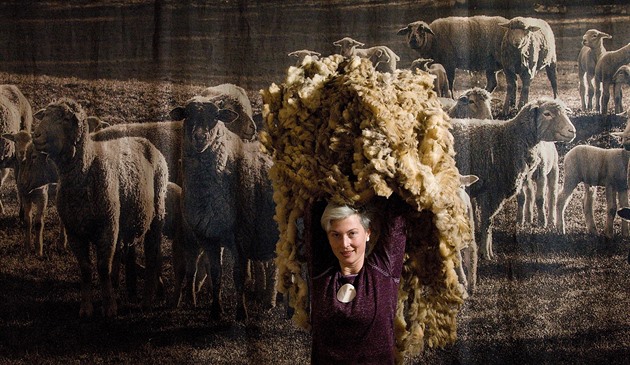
[19,143,57,193]
[501,19,540,50]
[32,101,87,159]
[611,123,630,151]
[582,29,611,48]
[1,131,32,164]
[333,37,363,57]
[207,95,257,141]
[397,21,433,51]
[457,89,493,120]
[533,100,576,143]
[613,66,630,84]
[171,98,239,154]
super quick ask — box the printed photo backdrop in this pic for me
[0,1,628,364]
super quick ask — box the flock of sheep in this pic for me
[1,13,629,321]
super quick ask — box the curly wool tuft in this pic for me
[261,55,472,361]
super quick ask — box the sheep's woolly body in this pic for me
[261,55,470,360]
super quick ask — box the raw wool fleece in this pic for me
[260,54,471,359]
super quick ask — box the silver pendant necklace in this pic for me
[337,283,357,303]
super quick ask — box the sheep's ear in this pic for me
[618,208,630,221]
[460,174,479,187]
[217,109,239,124]
[423,25,435,35]
[34,108,46,120]
[600,32,612,39]
[396,26,411,36]
[169,107,187,121]
[2,133,16,142]
[526,25,541,32]
[499,21,510,28]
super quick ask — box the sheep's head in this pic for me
[32,98,88,160]
[611,120,630,151]
[170,96,239,154]
[582,29,611,48]
[1,130,32,163]
[613,65,630,84]
[397,21,434,51]
[288,49,321,63]
[523,98,575,143]
[333,37,364,57]
[500,17,540,49]
[410,58,433,72]
[453,88,493,120]
[368,48,391,68]
[206,94,257,141]
[19,142,58,194]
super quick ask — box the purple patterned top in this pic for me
[305,202,407,365]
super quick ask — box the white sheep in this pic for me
[457,174,479,295]
[447,87,493,119]
[332,37,400,73]
[32,98,168,318]
[288,49,321,66]
[595,43,630,114]
[556,124,630,238]
[451,98,576,260]
[0,84,33,214]
[397,16,508,94]
[500,17,558,115]
[410,57,452,98]
[613,64,630,114]
[577,29,612,111]
[516,141,559,228]
[170,95,278,320]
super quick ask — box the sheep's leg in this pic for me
[446,67,456,98]
[263,259,277,310]
[601,81,611,115]
[614,83,624,114]
[125,244,139,303]
[142,218,163,311]
[579,71,587,110]
[23,200,33,253]
[546,63,559,99]
[455,249,468,291]
[206,244,224,320]
[68,238,94,318]
[556,180,578,234]
[95,235,118,318]
[516,185,526,226]
[171,235,186,307]
[586,71,595,110]
[503,70,518,115]
[583,184,598,235]
[34,193,47,257]
[232,243,249,320]
[547,164,559,227]
[477,201,494,260]
[617,189,629,237]
[0,168,9,215]
[518,73,532,110]
[535,170,548,227]
[595,80,602,112]
[467,240,478,293]
[604,188,618,239]
[485,69,498,93]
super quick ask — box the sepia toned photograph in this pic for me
[0,1,629,364]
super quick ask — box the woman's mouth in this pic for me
[341,250,354,258]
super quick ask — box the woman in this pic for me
[305,199,407,364]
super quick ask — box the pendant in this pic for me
[336,283,356,303]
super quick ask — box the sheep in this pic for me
[615,208,630,264]
[332,37,400,73]
[500,17,558,115]
[170,95,278,320]
[451,98,576,260]
[457,174,479,295]
[410,57,452,98]
[0,84,33,214]
[516,141,559,228]
[288,49,321,65]
[31,98,168,318]
[91,121,183,185]
[556,123,630,238]
[577,29,612,111]
[447,87,493,119]
[200,83,258,141]
[595,43,630,114]
[397,16,508,94]
[613,65,630,114]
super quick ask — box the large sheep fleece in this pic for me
[31,98,168,318]
[172,96,277,320]
[397,16,507,93]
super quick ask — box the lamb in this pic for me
[577,29,612,111]
[613,64,630,114]
[457,174,479,295]
[170,95,278,320]
[451,98,576,260]
[516,141,559,228]
[288,49,321,65]
[200,83,258,141]
[0,84,33,214]
[31,98,168,318]
[556,124,630,238]
[410,57,452,98]
[595,43,630,114]
[397,16,508,94]
[447,87,493,119]
[500,17,558,115]
[332,37,400,73]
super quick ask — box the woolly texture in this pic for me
[260,55,471,360]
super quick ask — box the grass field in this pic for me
[0,2,629,364]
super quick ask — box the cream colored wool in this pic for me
[261,54,472,361]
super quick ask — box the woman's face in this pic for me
[326,214,371,275]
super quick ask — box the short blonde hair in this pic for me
[320,202,371,233]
